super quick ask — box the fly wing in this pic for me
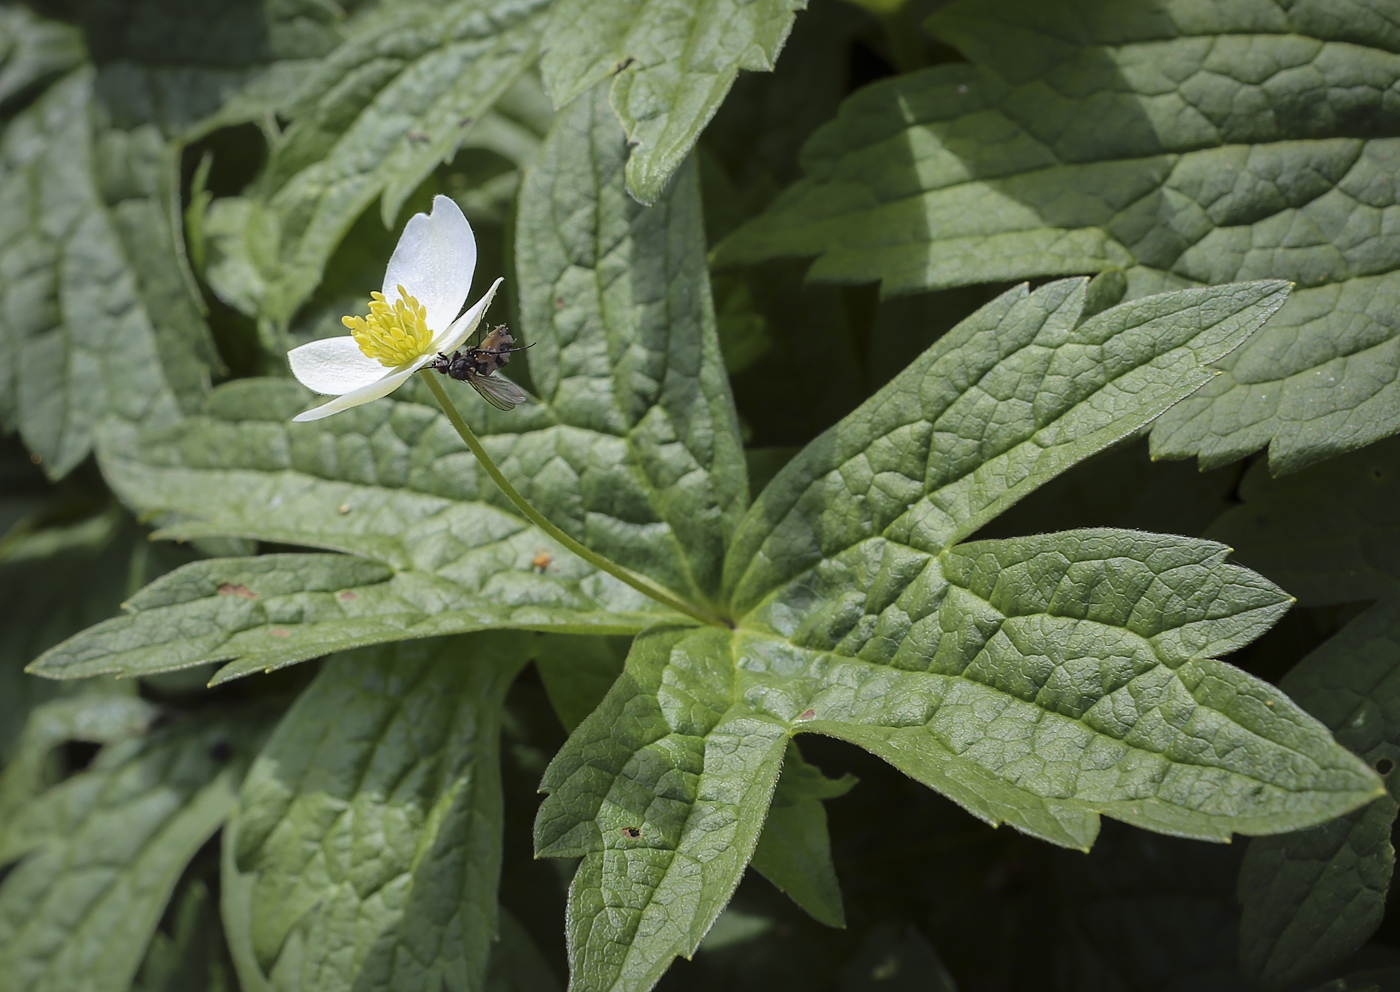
[467,371,529,411]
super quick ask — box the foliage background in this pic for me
[3,0,1400,990]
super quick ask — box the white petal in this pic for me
[291,360,426,422]
[382,194,476,334]
[288,335,388,395]
[433,277,504,353]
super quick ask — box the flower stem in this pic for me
[421,371,727,628]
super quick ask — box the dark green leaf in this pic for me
[750,742,855,928]
[0,69,218,476]
[226,634,526,992]
[716,0,1400,472]
[533,633,629,733]
[206,0,551,328]
[0,712,264,992]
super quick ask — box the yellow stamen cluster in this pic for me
[343,286,432,367]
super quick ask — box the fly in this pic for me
[427,324,532,411]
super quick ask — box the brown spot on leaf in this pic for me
[337,504,352,515]
[218,584,258,599]
[797,708,816,721]
[29,452,41,465]
[532,551,552,572]
[339,591,358,601]
[269,629,290,637]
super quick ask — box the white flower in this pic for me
[288,194,503,422]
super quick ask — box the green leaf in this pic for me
[0,712,263,992]
[1210,434,1400,607]
[535,626,791,992]
[1238,600,1400,992]
[716,0,1400,473]
[133,879,231,992]
[226,634,526,992]
[30,545,660,685]
[534,633,630,732]
[534,278,1370,991]
[539,0,809,203]
[1211,438,1400,990]
[0,68,219,477]
[80,0,351,137]
[516,87,747,608]
[486,909,564,992]
[750,742,855,929]
[208,0,550,328]
[0,6,83,111]
[723,277,1290,614]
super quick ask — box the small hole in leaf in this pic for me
[1376,757,1394,775]
[621,827,642,839]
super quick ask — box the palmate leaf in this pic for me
[34,68,747,685]
[535,276,1381,992]
[223,634,526,992]
[716,0,1400,473]
[204,0,551,329]
[1212,437,1400,990]
[539,0,808,204]
[0,710,267,992]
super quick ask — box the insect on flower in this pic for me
[286,195,505,422]
[426,324,532,411]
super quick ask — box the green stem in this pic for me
[421,371,727,628]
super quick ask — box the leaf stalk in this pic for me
[421,371,727,628]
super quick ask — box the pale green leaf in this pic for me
[750,742,854,929]
[227,634,525,992]
[517,87,747,608]
[208,0,550,328]
[539,0,808,203]
[716,0,1400,473]
[535,626,791,992]
[723,277,1290,614]
[0,713,263,992]
[0,69,218,476]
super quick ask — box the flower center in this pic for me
[343,286,432,367]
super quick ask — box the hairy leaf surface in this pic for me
[227,635,525,992]
[540,0,808,203]
[717,0,1400,472]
